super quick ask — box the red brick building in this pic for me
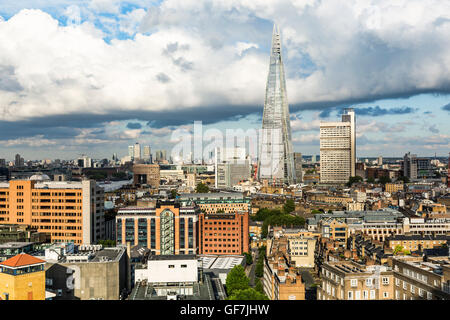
[198,211,249,255]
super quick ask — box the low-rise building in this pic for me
[386,235,450,252]
[318,217,348,247]
[263,254,305,300]
[132,164,160,189]
[116,201,199,255]
[43,245,128,300]
[131,254,235,300]
[391,255,450,300]
[318,261,394,300]
[0,253,46,300]
[287,236,316,268]
[198,211,249,255]
[263,235,306,300]
[179,192,251,214]
[385,183,404,194]
[0,224,49,244]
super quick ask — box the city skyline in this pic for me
[0,1,449,160]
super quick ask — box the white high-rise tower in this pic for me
[320,108,356,184]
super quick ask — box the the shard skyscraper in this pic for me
[258,24,296,185]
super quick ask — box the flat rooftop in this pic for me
[129,273,216,300]
[0,242,34,249]
[199,255,245,270]
[396,256,450,274]
[89,248,125,262]
[148,254,197,261]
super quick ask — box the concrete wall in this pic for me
[147,258,198,283]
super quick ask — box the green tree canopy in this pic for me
[347,176,363,187]
[397,176,410,183]
[367,177,375,183]
[195,183,209,193]
[97,239,116,247]
[378,176,392,185]
[283,199,296,214]
[255,278,264,294]
[243,252,253,265]
[225,265,250,296]
[227,288,269,300]
[252,208,282,222]
[255,246,267,278]
[112,172,127,179]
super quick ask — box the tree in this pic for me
[255,246,266,278]
[378,176,392,185]
[347,176,363,187]
[397,176,410,183]
[227,288,269,300]
[225,265,250,296]
[283,199,296,214]
[195,183,209,193]
[112,172,127,179]
[170,189,178,199]
[255,278,264,294]
[367,177,375,183]
[97,239,116,247]
[243,252,253,265]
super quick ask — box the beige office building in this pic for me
[318,261,394,300]
[320,108,355,184]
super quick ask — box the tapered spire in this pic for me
[271,24,281,55]
[258,23,296,185]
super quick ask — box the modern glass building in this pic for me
[258,24,296,185]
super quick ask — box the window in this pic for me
[382,277,389,285]
[427,292,432,300]
[363,290,368,300]
[366,278,373,286]
[395,278,400,286]
[369,290,375,300]
[350,279,358,287]
[383,292,389,299]
[355,291,361,300]
[181,264,187,268]
[418,288,423,297]
[168,265,175,268]
[347,291,353,300]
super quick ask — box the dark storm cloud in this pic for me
[0,89,447,141]
[318,109,334,118]
[353,106,416,116]
[126,122,142,129]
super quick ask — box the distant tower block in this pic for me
[448,152,450,188]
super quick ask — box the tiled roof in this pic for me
[0,253,45,268]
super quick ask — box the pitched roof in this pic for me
[0,253,45,268]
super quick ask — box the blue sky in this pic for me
[0,0,449,161]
